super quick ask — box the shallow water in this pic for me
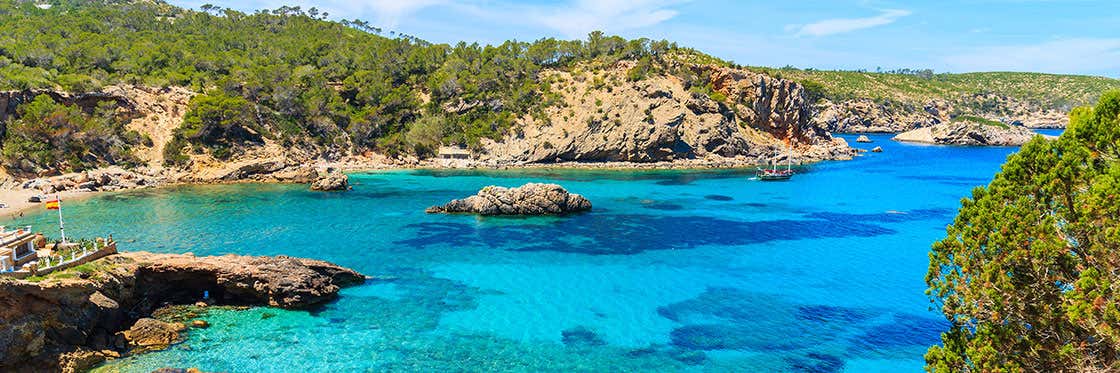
[13,134,1031,372]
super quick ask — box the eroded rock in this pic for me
[426,183,591,215]
[0,252,365,372]
[892,121,1046,146]
[123,318,185,351]
[310,171,350,191]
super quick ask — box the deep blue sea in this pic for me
[11,133,1049,372]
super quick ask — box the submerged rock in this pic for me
[310,171,350,191]
[426,183,591,215]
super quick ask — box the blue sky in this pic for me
[170,0,1120,77]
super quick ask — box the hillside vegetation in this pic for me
[925,90,1120,371]
[751,67,1120,111]
[0,0,711,173]
[0,0,1115,175]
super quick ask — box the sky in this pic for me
[169,0,1120,77]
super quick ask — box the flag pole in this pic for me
[57,193,66,244]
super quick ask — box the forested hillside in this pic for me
[0,0,714,173]
[753,67,1120,112]
[0,0,1115,178]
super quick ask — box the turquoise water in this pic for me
[13,134,1029,372]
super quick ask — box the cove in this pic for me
[10,134,1029,372]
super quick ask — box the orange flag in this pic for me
[45,199,60,210]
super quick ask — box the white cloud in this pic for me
[363,0,445,29]
[792,9,911,37]
[941,38,1120,75]
[528,0,686,38]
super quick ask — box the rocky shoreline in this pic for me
[0,148,862,219]
[0,252,365,372]
[892,121,1051,146]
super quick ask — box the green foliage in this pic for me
[1,95,137,174]
[951,115,1008,129]
[0,1,692,160]
[925,90,1120,372]
[169,92,261,161]
[746,66,1120,112]
[404,114,454,156]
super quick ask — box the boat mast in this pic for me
[786,143,792,171]
[56,193,66,243]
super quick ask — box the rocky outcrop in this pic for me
[122,318,186,352]
[855,135,872,143]
[0,252,364,372]
[426,183,592,215]
[20,167,158,194]
[480,61,854,166]
[814,98,948,133]
[310,171,349,191]
[892,121,1046,146]
[814,93,1070,133]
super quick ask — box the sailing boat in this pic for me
[756,143,795,181]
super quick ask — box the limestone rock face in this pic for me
[814,98,948,133]
[480,61,854,165]
[814,93,1069,133]
[892,122,1046,146]
[0,252,365,372]
[21,167,156,194]
[310,171,350,191]
[427,183,592,215]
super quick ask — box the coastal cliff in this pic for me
[892,120,1047,146]
[0,252,364,372]
[480,61,852,165]
[813,94,1070,133]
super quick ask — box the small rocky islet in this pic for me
[892,120,1050,146]
[0,252,365,372]
[426,183,592,216]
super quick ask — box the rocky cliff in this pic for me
[480,61,853,165]
[815,93,1069,133]
[892,121,1048,146]
[0,252,364,372]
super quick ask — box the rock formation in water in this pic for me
[122,318,187,352]
[0,252,364,372]
[892,121,1046,146]
[426,183,592,215]
[309,171,350,191]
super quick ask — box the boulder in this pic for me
[310,172,349,191]
[426,183,592,215]
[122,318,185,351]
[871,146,883,153]
[856,135,872,143]
[190,320,209,329]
